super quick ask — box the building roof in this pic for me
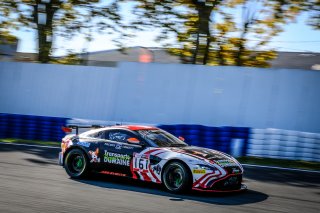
[270,52,320,70]
[2,46,320,70]
[81,47,320,70]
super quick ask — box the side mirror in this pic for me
[178,136,185,141]
[127,137,141,145]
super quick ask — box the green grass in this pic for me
[1,138,60,147]
[237,156,320,171]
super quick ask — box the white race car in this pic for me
[59,125,246,193]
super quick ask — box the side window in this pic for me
[89,131,105,139]
[105,130,134,143]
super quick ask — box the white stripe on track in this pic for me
[242,163,320,174]
[0,142,60,149]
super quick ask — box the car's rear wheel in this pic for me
[162,161,191,193]
[64,149,89,178]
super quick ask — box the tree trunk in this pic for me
[194,3,214,65]
[34,1,58,63]
[191,30,200,64]
[217,42,226,65]
[37,25,51,63]
[203,34,210,65]
[236,22,249,66]
[235,40,245,66]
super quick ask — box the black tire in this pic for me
[162,161,192,193]
[64,149,89,179]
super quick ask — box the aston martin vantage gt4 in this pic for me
[59,125,246,193]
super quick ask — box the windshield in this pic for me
[136,129,188,147]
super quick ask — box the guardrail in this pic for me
[0,113,319,162]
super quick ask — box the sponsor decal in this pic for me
[89,148,100,163]
[115,144,122,150]
[216,160,237,167]
[122,145,134,149]
[104,150,130,166]
[109,132,127,142]
[134,153,149,159]
[104,143,115,147]
[104,143,134,150]
[152,164,161,175]
[192,169,206,174]
[77,142,90,148]
[232,168,240,174]
[62,140,73,153]
[100,171,126,177]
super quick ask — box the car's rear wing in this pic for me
[61,125,104,135]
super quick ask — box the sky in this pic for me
[15,5,320,56]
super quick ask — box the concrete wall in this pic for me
[1,61,320,133]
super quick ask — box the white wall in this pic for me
[1,61,320,133]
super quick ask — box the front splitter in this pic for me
[192,184,247,193]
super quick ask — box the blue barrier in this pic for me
[0,113,68,141]
[1,113,318,162]
[157,124,250,156]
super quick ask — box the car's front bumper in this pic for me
[192,174,246,193]
[192,184,247,193]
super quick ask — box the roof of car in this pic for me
[116,125,159,131]
[80,125,158,136]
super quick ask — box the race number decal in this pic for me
[131,150,162,183]
[133,153,149,172]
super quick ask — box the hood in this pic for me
[168,146,241,168]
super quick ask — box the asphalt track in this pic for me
[0,143,319,213]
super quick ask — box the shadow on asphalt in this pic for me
[74,173,269,206]
[24,158,57,165]
[0,143,58,160]
[244,167,320,188]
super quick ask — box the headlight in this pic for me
[196,164,216,171]
[223,153,244,171]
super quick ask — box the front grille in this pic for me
[224,166,242,174]
[211,175,242,191]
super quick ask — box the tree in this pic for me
[307,0,320,30]
[0,1,18,45]
[220,0,281,67]
[1,0,127,63]
[133,0,319,67]
[227,0,319,67]
[133,0,223,65]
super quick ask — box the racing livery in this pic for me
[59,125,246,193]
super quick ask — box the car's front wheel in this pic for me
[162,161,191,193]
[64,149,89,178]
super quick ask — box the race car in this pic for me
[59,125,246,193]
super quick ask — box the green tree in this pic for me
[226,0,319,67]
[133,0,223,65]
[133,0,319,67]
[220,0,281,67]
[1,0,127,63]
[0,1,18,45]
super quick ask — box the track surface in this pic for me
[0,144,319,213]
